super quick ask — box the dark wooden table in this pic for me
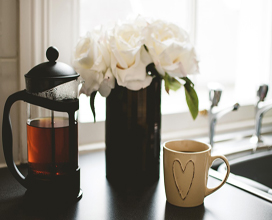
[0,150,272,220]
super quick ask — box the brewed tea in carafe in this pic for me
[26,79,80,177]
[27,107,78,177]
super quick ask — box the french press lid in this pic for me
[25,46,79,93]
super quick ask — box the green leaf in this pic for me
[183,79,199,120]
[90,91,97,122]
[181,76,194,86]
[143,44,149,52]
[164,73,182,94]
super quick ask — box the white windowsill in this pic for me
[78,108,272,154]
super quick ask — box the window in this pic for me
[18,0,272,156]
[195,0,272,105]
[78,0,197,146]
[78,0,272,147]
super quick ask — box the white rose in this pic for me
[73,29,115,97]
[108,17,153,91]
[143,20,199,77]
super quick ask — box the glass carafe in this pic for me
[27,79,80,178]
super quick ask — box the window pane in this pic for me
[79,94,106,123]
[80,0,192,34]
[78,0,272,123]
[196,0,239,85]
[195,0,272,106]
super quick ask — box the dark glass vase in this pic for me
[105,77,161,187]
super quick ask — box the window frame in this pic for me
[18,0,80,163]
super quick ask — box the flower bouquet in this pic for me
[73,16,199,186]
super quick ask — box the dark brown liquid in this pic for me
[27,117,77,176]
[179,151,195,153]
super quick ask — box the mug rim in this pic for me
[163,139,211,154]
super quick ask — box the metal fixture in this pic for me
[208,83,240,147]
[251,84,272,145]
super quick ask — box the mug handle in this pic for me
[205,155,230,197]
[2,90,29,188]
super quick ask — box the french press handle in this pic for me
[2,90,29,188]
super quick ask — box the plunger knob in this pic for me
[46,46,59,62]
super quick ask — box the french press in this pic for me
[2,46,82,202]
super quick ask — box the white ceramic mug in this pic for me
[163,140,230,207]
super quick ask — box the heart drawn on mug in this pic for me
[172,159,195,200]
